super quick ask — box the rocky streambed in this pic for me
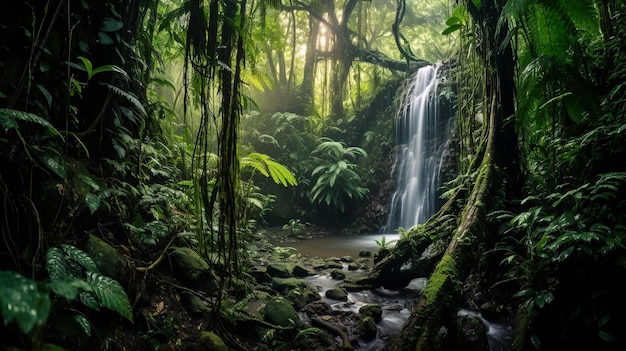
[80,227,510,351]
[242,229,422,350]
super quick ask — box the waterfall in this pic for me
[381,64,454,233]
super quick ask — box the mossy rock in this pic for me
[325,288,348,301]
[266,263,292,278]
[81,234,130,283]
[359,304,382,322]
[359,249,372,257]
[272,277,307,292]
[347,262,361,271]
[168,247,214,290]
[248,266,272,284]
[357,316,377,340]
[193,331,227,351]
[292,264,313,277]
[286,286,322,310]
[330,269,346,280]
[273,246,298,259]
[181,291,210,316]
[263,297,299,327]
[326,261,343,269]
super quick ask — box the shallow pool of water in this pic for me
[277,233,402,259]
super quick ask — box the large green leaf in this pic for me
[86,272,133,322]
[0,271,51,334]
[241,152,297,187]
[33,146,66,178]
[46,247,71,281]
[60,244,99,273]
[0,108,61,137]
[101,17,124,32]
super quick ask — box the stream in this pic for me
[281,233,512,350]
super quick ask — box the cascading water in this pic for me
[381,64,454,233]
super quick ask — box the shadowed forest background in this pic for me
[1,0,626,350]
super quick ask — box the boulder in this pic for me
[292,264,313,277]
[272,277,307,292]
[168,247,214,291]
[193,331,227,351]
[81,234,130,282]
[347,262,361,271]
[330,269,346,280]
[263,297,299,327]
[266,263,292,278]
[248,266,272,284]
[359,304,382,322]
[325,288,348,301]
[359,250,371,257]
[357,316,377,340]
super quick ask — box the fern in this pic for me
[0,108,62,137]
[101,83,147,117]
[241,152,297,187]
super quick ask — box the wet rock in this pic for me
[347,262,361,271]
[357,316,377,340]
[312,258,328,269]
[81,234,130,282]
[325,288,348,301]
[340,256,354,263]
[292,264,314,277]
[457,313,488,351]
[272,277,307,292]
[273,246,298,258]
[359,249,371,257]
[264,297,299,327]
[302,300,333,317]
[330,269,346,280]
[181,291,210,316]
[248,266,272,284]
[359,304,382,322]
[479,301,501,320]
[342,281,368,292]
[168,247,214,290]
[193,331,227,351]
[286,287,310,310]
[266,263,292,278]
[326,261,344,269]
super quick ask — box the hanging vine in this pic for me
[182,0,248,327]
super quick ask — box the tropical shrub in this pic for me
[0,244,132,349]
[309,138,369,215]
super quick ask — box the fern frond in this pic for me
[0,108,62,138]
[241,152,297,186]
[101,83,147,117]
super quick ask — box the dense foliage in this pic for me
[0,0,625,350]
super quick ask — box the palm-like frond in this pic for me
[241,152,297,187]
